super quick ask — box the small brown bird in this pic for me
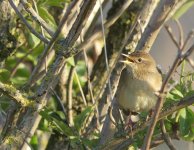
[117,51,162,114]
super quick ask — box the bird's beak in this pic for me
[120,53,134,64]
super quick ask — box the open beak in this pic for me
[119,53,134,64]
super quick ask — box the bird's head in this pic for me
[120,51,158,78]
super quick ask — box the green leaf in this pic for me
[0,69,10,83]
[177,108,194,140]
[45,0,70,7]
[30,135,38,150]
[52,117,73,136]
[67,57,75,66]
[39,108,73,136]
[27,32,40,48]
[173,0,194,19]
[81,138,99,149]
[171,88,184,98]
[74,106,94,131]
[39,119,51,132]
[38,6,57,30]
[10,64,30,85]
[185,90,194,97]
[39,108,53,121]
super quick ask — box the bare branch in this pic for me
[164,25,180,49]
[175,20,184,49]
[76,0,133,52]
[182,29,194,50]
[136,0,187,52]
[51,87,67,119]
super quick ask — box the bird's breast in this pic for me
[117,75,159,112]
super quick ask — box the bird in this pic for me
[117,51,162,117]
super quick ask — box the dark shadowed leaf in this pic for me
[74,106,93,131]
[177,108,194,140]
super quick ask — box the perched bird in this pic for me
[117,51,162,115]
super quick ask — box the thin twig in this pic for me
[182,29,194,51]
[8,0,49,44]
[186,58,194,70]
[164,25,179,49]
[32,0,48,74]
[50,87,67,118]
[74,71,87,106]
[98,0,113,100]
[181,44,194,59]
[66,66,75,126]
[108,106,116,126]
[160,120,176,150]
[104,0,133,28]
[150,137,164,149]
[175,20,184,49]
[80,33,101,130]
[84,0,109,39]
[83,49,95,103]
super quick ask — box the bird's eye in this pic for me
[137,58,142,62]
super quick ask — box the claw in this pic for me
[121,53,129,58]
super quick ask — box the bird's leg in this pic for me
[124,112,139,131]
[125,112,133,131]
[146,109,154,121]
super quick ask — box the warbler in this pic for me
[117,51,162,114]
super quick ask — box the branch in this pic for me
[100,94,194,149]
[136,0,187,51]
[142,43,194,150]
[164,25,179,49]
[175,20,184,48]
[79,0,133,50]
[0,83,33,107]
